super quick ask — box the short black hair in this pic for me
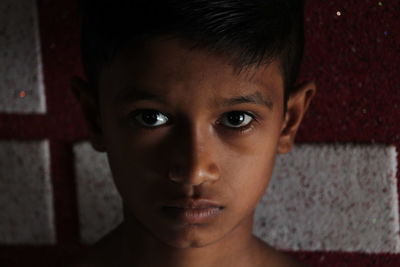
[80,0,305,106]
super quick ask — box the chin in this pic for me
[155,225,225,249]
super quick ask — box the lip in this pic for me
[161,199,224,224]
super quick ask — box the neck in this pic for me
[118,210,261,267]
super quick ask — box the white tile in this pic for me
[0,0,46,113]
[0,140,55,244]
[254,144,400,253]
[74,142,123,244]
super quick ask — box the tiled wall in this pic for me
[1,0,400,266]
[0,0,46,114]
[0,141,54,244]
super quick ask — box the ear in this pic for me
[277,81,317,154]
[70,76,107,152]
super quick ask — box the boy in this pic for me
[70,0,316,266]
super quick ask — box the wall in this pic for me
[0,0,399,266]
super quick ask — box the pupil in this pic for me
[228,112,244,125]
[143,111,158,124]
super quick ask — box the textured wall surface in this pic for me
[0,0,399,266]
[0,141,55,244]
[0,0,46,114]
[255,144,399,253]
[73,142,122,245]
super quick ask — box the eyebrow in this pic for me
[218,92,273,110]
[114,87,273,110]
[114,87,164,105]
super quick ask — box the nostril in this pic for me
[207,164,219,179]
[168,163,220,186]
[168,167,184,184]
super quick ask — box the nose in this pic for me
[168,124,220,186]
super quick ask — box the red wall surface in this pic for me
[0,0,399,266]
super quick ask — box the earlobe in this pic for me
[277,81,317,154]
[70,76,107,152]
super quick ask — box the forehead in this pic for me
[98,37,284,107]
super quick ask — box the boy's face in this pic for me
[73,38,315,248]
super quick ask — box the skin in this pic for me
[70,37,316,267]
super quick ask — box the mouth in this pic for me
[161,199,224,224]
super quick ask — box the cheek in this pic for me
[226,152,275,196]
[106,143,163,190]
[221,136,278,210]
[102,135,159,204]
[102,113,161,177]
[105,146,168,222]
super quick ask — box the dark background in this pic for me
[0,0,399,266]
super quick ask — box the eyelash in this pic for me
[128,109,259,133]
[216,111,258,133]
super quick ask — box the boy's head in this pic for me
[80,0,305,107]
[72,0,316,249]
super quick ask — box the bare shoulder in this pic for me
[254,238,309,267]
[264,252,309,267]
[67,224,124,267]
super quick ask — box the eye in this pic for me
[218,111,255,129]
[131,109,169,127]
